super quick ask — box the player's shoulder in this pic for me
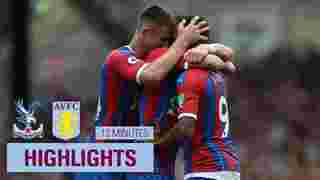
[185,69,210,80]
[177,69,209,87]
[144,48,169,61]
[105,46,136,63]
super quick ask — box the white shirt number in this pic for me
[219,96,230,138]
[95,96,101,121]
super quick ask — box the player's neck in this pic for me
[128,35,145,58]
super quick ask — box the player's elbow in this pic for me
[221,47,234,62]
[224,61,237,73]
[226,47,234,58]
[141,72,161,86]
[140,69,164,86]
[149,71,165,82]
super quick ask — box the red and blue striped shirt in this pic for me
[177,69,240,173]
[96,46,146,127]
[138,48,184,175]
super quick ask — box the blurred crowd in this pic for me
[227,45,320,180]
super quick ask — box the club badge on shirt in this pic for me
[128,56,138,64]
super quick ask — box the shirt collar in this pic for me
[125,45,135,54]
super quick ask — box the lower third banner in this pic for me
[7,143,153,172]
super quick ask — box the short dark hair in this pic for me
[137,5,176,31]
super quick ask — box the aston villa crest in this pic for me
[52,101,80,140]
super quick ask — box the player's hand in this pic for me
[209,43,234,62]
[184,44,209,64]
[177,16,209,46]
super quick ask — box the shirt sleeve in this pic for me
[144,48,186,72]
[176,69,208,120]
[110,51,148,84]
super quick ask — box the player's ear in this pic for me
[139,27,150,39]
[142,24,159,35]
[137,27,149,40]
[141,26,151,34]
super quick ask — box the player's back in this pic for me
[93,46,141,180]
[176,69,240,175]
[77,46,141,180]
[95,46,140,127]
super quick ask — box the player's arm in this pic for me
[188,54,234,72]
[206,43,237,73]
[156,69,204,145]
[184,43,236,73]
[207,43,234,62]
[155,116,195,145]
[177,117,195,138]
[113,17,209,86]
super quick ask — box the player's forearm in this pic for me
[156,126,181,145]
[157,117,195,145]
[207,43,234,62]
[189,54,225,71]
[140,38,188,85]
[178,117,195,138]
[189,54,236,73]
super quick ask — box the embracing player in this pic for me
[95,7,208,128]
[138,16,238,180]
[151,18,240,180]
[91,5,208,180]
[174,45,240,180]
[176,67,240,180]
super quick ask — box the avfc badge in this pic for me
[14,99,44,139]
[52,101,80,140]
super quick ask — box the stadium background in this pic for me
[1,0,320,179]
